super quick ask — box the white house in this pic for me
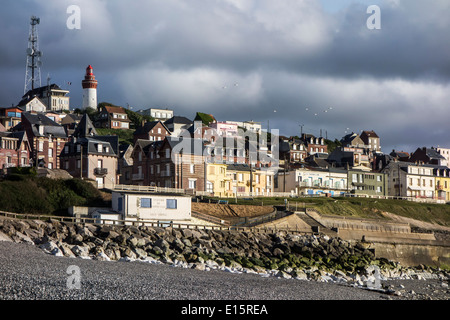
[276,168,348,196]
[382,161,436,199]
[111,190,192,222]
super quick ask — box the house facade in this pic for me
[348,169,387,196]
[133,121,171,143]
[301,134,328,155]
[435,167,450,201]
[382,161,436,199]
[21,84,70,112]
[275,168,348,196]
[60,114,118,188]
[433,147,450,167]
[0,131,31,170]
[360,130,381,153]
[60,137,118,188]
[0,106,23,131]
[18,112,68,169]
[96,105,131,129]
[409,147,447,166]
[111,190,191,222]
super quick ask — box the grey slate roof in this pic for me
[164,116,193,126]
[21,112,67,138]
[73,114,98,138]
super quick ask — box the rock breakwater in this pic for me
[0,217,448,292]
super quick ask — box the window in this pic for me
[97,144,103,153]
[140,198,152,208]
[166,199,177,209]
[77,159,81,169]
[207,181,213,193]
[65,161,69,170]
[188,179,196,189]
[48,148,53,158]
[97,159,103,168]
[48,162,53,169]
[165,149,170,158]
[190,164,195,174]
[238,173,243,182]
[38,141,44,152]
[352,174,358,182]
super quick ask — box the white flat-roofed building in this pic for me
[111,190,191,222]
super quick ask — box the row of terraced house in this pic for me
[1,100,449,202]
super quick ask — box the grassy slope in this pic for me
[206,196,450,227]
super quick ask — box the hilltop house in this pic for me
[360,130,381,153]
[95,105,131,129]
[164,116,193,137]
[21,84,70,112]
[133,121,171,143]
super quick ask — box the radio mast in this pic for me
[24,16,43,94]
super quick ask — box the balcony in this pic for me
[94,167,108,176]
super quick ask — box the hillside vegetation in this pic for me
[0,174,109,216]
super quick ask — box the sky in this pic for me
[0,0,449,154]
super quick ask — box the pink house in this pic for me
[209,121,239,137]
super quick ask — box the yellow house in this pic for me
[206,163,232,197]
[225,164,275,197]
[436,176,450,201]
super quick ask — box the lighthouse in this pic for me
[82,65,98,110]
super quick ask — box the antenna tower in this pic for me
[24,16,43,94]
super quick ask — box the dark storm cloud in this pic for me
[0,0,449,153]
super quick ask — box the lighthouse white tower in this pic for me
[82,65,98,110]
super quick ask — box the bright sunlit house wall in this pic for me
[111,191,192,222]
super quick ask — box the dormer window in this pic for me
[97,144,103,153]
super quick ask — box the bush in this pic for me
[0,177,107,216]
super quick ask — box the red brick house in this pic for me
[14,112,68,169]
[130,136,207,192]
[95,105,131,129]
[0,131,32,171]
[301,133,328,156]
